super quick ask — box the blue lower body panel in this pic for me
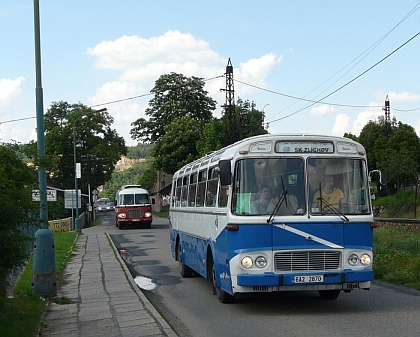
[237,270,373,287]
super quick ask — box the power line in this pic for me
[264,30,420,125]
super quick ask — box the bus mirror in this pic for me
[377,172,388,197]
[219,160,232,186]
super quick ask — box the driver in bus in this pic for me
[250,184,300,215]
[312,175,346,212]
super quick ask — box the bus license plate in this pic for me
[294,275,323,283]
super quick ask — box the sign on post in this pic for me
[32,189,57,201]
[64,189,81,209]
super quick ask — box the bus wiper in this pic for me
[267,176,288,224]
[316,183,349,222]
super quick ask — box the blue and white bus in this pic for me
[169,134,378,303]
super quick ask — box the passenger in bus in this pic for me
[250,184,299,215]
[312,175,346,212]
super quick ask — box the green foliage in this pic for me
[127,143,153,159]
[358,116,420,193]
[0,145,38,295]
[22,101,127,196]
[373,189,419,218]
[374,226,420,290]
[0,232,78,336]
[102,160,155,199]
[152,116,202,173]
[130,72,216,144]
[196,118,225,156]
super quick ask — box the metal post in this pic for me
[73,123,81,232]
[32,0,56,297]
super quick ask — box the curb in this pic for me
[105,232,178,337]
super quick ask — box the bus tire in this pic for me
[118,222,124,230]
[318,290,340,300]
[177,242,193,278]
[209,257,235,304]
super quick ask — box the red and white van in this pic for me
[115,185,152,229]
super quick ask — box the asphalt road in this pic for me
[97,212,420,337]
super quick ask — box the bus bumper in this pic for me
[237,270,373,288]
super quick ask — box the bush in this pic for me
[0,145,38,296]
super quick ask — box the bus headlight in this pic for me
[348,253,359,266]
[118,213,126,219]
[255,256,267,268]
[241,256,253,269]
[145,212,152,218]
[360,254,371,266]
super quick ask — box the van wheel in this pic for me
[177,242,193,278]
[209,256,235,303]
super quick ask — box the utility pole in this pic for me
[383,95,391,138]
[221,58,241,144]
[32,0,57,297]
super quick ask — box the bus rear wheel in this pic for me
[177,242,193,278]
[209,258,235,304]
[318,290,340,300]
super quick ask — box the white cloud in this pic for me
[0,77,25,104]
[86,30,282,145]
[235,53,283,95]
[332,113,350,136]
[387,91,420,102]
[310,105,335,116]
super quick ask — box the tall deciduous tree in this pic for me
[0,144,38,296]
[152,116,201,173]
[358,116,420,192]
[130,73,216,144]
[23,101,127,194]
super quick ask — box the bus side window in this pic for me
[206,166,218,207]
[196,170,207,207]
[181,176,188,207]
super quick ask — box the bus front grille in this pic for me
[274,251,341,271]
[127,209,144,218]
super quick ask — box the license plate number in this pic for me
[294,275,323,283]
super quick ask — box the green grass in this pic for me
[373,225,420,290]
[0,231,78,337]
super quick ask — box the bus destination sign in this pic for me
[276,141,334,154]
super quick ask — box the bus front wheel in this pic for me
[318,290,340,300]
[177,242,193,278]
[209,258,235,304]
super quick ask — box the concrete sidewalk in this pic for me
[41,226,177,337]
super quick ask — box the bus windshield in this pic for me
[232,157,370,216]
[119,193,149,205]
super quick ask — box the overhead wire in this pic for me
[262,2,420,125]
[263,30,420,125]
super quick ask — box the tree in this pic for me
[152,116,201,173]
[235,98,267,140]
[130,73,216,143]
[196,118,225,157]
[23,101,127,197]
[358,116,420,193]
[0,144,38,296]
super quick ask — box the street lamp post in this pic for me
[73,108,106,232]
[262,104,270,129]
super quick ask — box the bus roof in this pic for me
[173,133,366,178]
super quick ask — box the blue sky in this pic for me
[1,1,420,146]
